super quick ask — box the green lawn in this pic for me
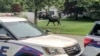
[38,20,94,36]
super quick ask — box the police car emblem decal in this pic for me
[14,46,43,56]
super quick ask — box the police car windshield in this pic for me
[3,21,43,39]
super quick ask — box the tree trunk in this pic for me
[58,11,62,18]
[74,13,78,20]
[34,9,38,25]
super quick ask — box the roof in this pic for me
[0,17,27,22]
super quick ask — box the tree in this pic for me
[0,0,14,12]
[77,0,100,20]
[63,0,87,20]
[0,0,66,24]
[12,3,22,15]
[52,0,65,18]
[33,0,47,25]
[19,0,51,25]
[26,0,65,25]
[88,1,100,19]
[63,0,100,20]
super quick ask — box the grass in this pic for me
[38,20,94,36]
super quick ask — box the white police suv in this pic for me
[0,17,81,56]
[82,21,100,56]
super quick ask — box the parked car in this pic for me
[0,17,81,56]
[38,12,47,19]
[38,11,58,20]
[81,21,100,56]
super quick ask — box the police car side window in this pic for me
[0,25,12,40]
[0,28,7,34]
[94,24,100,36]
[0,25,7,35]
[91,24,100,36]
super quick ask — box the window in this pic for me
[0,25,10,40]
[0,25,7,35]
[90,24,100,36]
[3,21,43,39]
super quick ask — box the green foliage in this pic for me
[0,0,65,12]
[64,0,86,20]
[87,1,100,19]
[64,0,100,20]
[0,0,13,12]
[12,4,22,12]
[44,0,65,11]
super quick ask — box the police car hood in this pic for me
[20,34,77,47]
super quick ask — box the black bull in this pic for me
[46,16,61,26]
[47,16,61,26]
[38,14,61,26]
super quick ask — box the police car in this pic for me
[0,17,81,56]
[82,21,100,56]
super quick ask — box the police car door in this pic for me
[0,25,13,56]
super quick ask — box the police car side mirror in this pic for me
[0,34,11,40]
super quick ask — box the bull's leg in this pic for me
[59,21,61,25]
[53,22,55,26]
[47,21,50,26]
[57,21,61,25]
